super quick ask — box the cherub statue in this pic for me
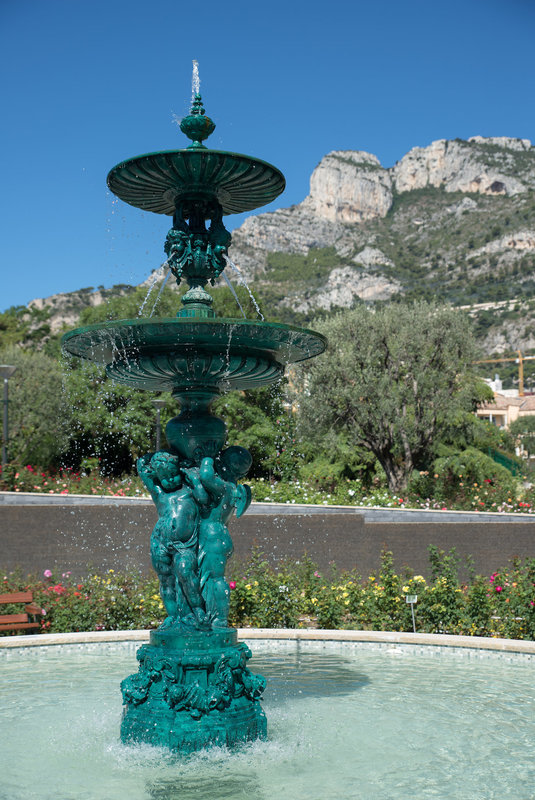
[182,446,252,628]
[136,451,209,629]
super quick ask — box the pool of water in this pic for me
[1,639,534,800]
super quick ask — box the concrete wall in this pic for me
[1,505,534,579]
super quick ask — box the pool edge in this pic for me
[1,628,534,655]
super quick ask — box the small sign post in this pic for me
[405,594,417,633]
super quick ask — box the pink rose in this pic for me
[228,581,236,590]
[495,586,503,592]
[43,569,52,578]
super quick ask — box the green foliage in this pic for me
[421,447,518,509]
[2,460,531,514]
[485,559,535,639]
[77,280,269,325]
[297,428,377,490]
[78,284,182,325]
[62,360,158,474]
[228,550,300,628]
[210,283,267,320]
[509,415,535,457]
[0,304,55,348]
[0,344,68,468]
[214,387,284,479]
[358,550,406,630]
[266,247,343,283]
[428,545,462,583]
[299,302,478,493]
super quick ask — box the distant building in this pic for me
[477,392,535,429]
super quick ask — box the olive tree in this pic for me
[298,302,478,494]
[0,345,69,468]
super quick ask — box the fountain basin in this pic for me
[62,317,326,392]
[1,631,534,799]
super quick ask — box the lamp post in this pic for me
[0,365,17,467]
[152,398,166,451]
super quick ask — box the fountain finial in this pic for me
[180,94,216,149]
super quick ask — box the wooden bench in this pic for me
[0,591,43,633]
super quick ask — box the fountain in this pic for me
[61,74,326,753]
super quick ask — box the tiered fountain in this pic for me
[61,82,326,753]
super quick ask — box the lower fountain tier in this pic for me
[61,317,326,392]
[120,628,267,753]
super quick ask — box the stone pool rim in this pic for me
[1,628,534,655]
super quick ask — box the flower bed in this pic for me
[0,464,145,497]
[248,477,534,514]
[3,549,535,640]
[1,465,533,513]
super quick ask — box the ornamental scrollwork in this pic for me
[120,642,266,719]
[164,201,232,288]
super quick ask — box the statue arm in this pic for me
[136,454,161,500]
[198,457,227,498]
[181,467,210,505]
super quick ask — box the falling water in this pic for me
[149,268,171,317]
[222,273,247,318]
[223,254,265,320]
[223,322,238,377]
[137,271,161,317]
[192,59,200,100]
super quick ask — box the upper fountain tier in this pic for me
[62,94,326,396]
[107,94,285,219]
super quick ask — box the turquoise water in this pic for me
[0,640,534,800]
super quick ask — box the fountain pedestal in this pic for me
[121,628,266,752]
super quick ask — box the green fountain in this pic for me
[61,78,326,753]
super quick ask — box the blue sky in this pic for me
[2,0,535,310]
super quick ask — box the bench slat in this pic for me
[0,622,41,631]
[0,613,29,624]
[0,591,33,604]
[0,592,42,635]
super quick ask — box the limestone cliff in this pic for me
[392,137,534,196]
[301,151,393,223]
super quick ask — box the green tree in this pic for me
[0,345,69,468]
[299,303,478,493]
[509,415,535,457]
[214,383,298,479]
[62,360,159,474]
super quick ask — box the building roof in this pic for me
[479,392,535,412]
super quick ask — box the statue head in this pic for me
[150,451,181,487]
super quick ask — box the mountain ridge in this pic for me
[3,135,535,357]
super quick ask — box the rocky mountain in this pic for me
[27,284,134,334]
[3,136,535,357]
[229,135,535,351]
